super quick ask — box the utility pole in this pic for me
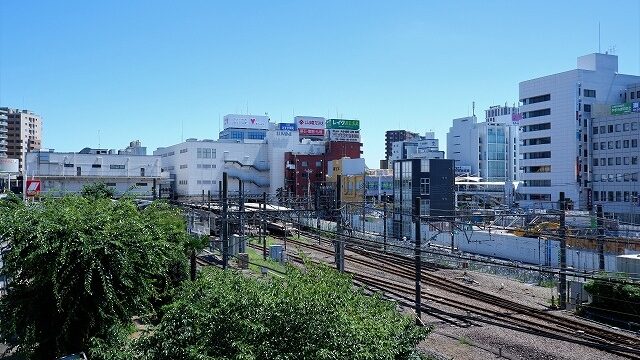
[414,197,422,325]
[222,172,229,269]
[262,192,267,261]
[450,221,455,253]
[596,204,605,271]
[239,180,245,253]
[383,193,387,252]
[335,175,344,272]
[207,190,211,211]
[559,192,567,310]
[362,179,366,235]
[202,189,205,204]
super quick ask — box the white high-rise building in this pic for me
[446,105,520,182]
[518,53,640,209]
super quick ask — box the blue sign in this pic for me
[279,123,297,131]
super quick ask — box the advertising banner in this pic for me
[299,128,325,137]
[610,103,632,116]
[326,119,360,130]
[0,158,19,173]
[295,116,325,130]
[328,129,361,142]
[223,114,269,130]
[278,123,297,131]
[454,165,472,175]
[26,179,41,197]
[511,113,523,125]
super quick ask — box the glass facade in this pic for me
[485,126,507,181]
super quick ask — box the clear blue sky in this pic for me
[1,0,639,167]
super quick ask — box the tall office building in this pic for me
[383,130,420,168]
[447,106,519,182]
[1,108,42,173]
[0,108,7,158]
[518,53,639,209]
[589,85,640,223]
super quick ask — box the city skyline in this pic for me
[1,1,640,167]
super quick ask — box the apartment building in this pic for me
[1,108,42,173]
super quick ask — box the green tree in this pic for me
[80,182,116,199]
[584,273,640,317]
[0,196,201,359]
[111,264,429,360]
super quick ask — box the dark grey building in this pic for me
[384,130,419,168]
[392,158,455,240]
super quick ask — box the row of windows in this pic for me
[523,108,551,119]
[523,151,551,159]
[196,180,214,185]
[523,165,551,173]
[180,164,188,169]
[521,94,550,105]
[180,148,188,153]
[593,139,638,150]
[594,191,639,202]
[524,194,551,201]
[594,173,639,182]
[197,148,216,159]
[523,180,552,187]
[161,151,175,157]
[62,163,128,170]
[593,122,639,134]
[630,90,640,99]
[522,137,551,146]
[584,89,596,98]
[301,160,322,168]
[593,156,638,166]
[522,122,551,132]
[178,180,188,185]
[196,164,216,169]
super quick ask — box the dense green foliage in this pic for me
[91,264,429,360]
[0,195,202,359]
[584,274,640,317]
[80,182,116,199]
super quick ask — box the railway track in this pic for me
[271,234,640,358]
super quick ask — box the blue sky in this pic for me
[1,0,639,167]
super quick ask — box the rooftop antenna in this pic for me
[472,101,475,116]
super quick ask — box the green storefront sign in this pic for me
[326,119,360,130]
[611,103,632,115]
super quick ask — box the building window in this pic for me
[92,164,101,168]
[624,140,630,148]
[584,89,596,97]
[315,161,322,167]
[632,122,639,131]
[616,157,621,165]
[584,104,592,112]
[136,182,148,186]
[632,156,638,165]
[615,124,622,132]
[301,161,308,167]
[632,139,638,148]
[624,157,630,165]
[615,140,621,149]
[624,123,630,131]
[140,168,145,177]
[608,125,614,133]
[608,141,613,149]
[593,158,598,166]
[523,151,551,159]
[180,164,188,169]
[77,167,81,176]
[106,183,116,187]
[420,178,430,195]
[64,163,74,168]
[110,164,125,169]
[180,148,188,153]
[524,109,551,118]
[616,191,622,202]
[592,126,599,134]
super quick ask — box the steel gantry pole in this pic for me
[414,197,422,325]
[558,192,567,310]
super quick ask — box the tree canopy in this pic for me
[91,264,429,360]
[0,195,201,359]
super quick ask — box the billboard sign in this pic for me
[26,179,41,197]
[610,103,632,116]
[278,123,297,131]
[511,112,523,125]
[0,158,19,173]
[633,102,640,113]
[223,114,269,130]
[326,119,360,130]
[328,129,361,142]
[295,116,325,130]
[299,128,325,137]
